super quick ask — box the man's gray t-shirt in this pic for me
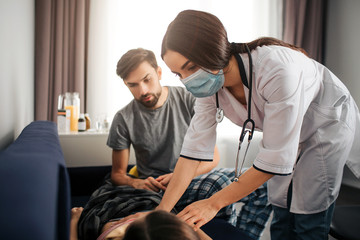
[107,86,195,179]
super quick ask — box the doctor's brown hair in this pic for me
[161,10,307,70]
[122,210,200,240]
[117,48,158,80]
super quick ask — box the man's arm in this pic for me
[111,149,166,191]
[111,149,133,186]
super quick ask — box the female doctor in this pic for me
[154,9,360,240]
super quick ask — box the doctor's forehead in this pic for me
[163,50,189,70]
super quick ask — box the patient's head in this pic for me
[123,210,201,240]
[98,210,200,240]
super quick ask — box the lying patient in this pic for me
[71,207,211,240]
[71,168,271,240]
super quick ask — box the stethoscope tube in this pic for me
[216,44,255,181]
[240,44,254,140]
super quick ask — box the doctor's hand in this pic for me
[177,198,220,231]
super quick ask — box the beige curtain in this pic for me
[283,0,328,63]
[35,0,90,121]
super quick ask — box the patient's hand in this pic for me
[132,177,167,192]
[156,173,173,187]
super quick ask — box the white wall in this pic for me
[325,0,360,188]
[0,0,34,150]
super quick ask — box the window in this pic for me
[86,0,282,133]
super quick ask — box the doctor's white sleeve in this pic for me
[180,97,218,161]
[253,55,307,175]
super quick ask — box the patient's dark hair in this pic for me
[123,210,200,240]
[161,9,308,70]
[116,48,158,80]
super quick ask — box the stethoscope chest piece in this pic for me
[216,108,224,123]
[215,92,224,123]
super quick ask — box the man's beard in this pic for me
[138,92,161,108]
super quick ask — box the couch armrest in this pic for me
[0,121,71,240]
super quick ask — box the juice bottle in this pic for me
[64,92,80,132]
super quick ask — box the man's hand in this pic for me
[130,173,173,192]
[177,199,220,231]
[132,177,167,192]
[156,173,173,187]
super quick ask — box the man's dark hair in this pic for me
[116,48,158,80]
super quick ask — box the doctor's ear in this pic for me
[156,66,162,80]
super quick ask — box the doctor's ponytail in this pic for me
[230,38,308,56]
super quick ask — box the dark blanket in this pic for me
[77,169,267,240]
[77,177,168,240]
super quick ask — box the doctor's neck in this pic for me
[223,55,247,105]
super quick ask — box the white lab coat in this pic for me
[180,45,360,214]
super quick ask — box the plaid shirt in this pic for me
[174,168,271,240]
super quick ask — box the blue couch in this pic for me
[0,121,252,240]
[0,121,70,240]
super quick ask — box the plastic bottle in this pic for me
[103,117,110,132]
[78,113,86,132]
[57,109,70,133]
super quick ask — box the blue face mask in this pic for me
[181,69,224,98]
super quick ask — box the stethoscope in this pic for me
[215,44,255,182]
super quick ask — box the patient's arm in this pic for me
[197,229,213,240]
[111,149,166,192]
[70,207,83,240]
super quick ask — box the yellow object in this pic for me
[85,113,91,130]
[65,105,79,132]
[128,165,139,178]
